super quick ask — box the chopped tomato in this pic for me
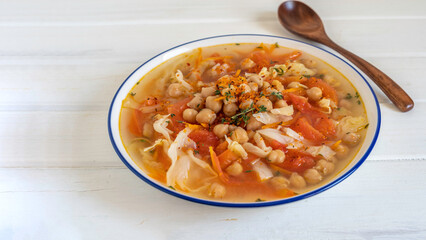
[189,128,219,156]
[312,114,336,138]
[266,139,287,151]
[305,78,338,104]
[247,50,270,73]
[276,149,315,173]
[167,97,192,132]
[128,109,147,136]
[288,93,313,113]
[291,117,326,144]
[215,141,228,155]
[271,50,302,63]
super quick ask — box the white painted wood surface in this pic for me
[1,0,425,239]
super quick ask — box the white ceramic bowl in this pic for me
[108,34,381,207]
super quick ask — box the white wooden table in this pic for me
[1,0,425,239]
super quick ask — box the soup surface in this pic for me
[119,43,369,202]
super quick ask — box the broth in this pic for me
[119,43,368,202]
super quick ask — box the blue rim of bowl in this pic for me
[108,34,381,208]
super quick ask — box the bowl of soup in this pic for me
[108,34,380,207]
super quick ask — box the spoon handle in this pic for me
[322,39,414,112]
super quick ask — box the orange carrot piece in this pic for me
[209,147,229,183]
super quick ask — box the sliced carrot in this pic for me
[291,117,326,144]
[209,147,229,183]
[218,149,240,169]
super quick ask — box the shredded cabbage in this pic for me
[257,128,294,145]
[269,64,287,78]
[143,139,169,152]
[258,67,270,79]
[318,98,332,114]
[175,70,193,90]
[306,145,336,160]
[285,62,316,76]
[251,159,273,181]
[252,112,279,124]
[253,132,271,151]
[153,114,173,142]
[283,127,303,141]
[338,116,368,134]
[271,105,294,116]
[225,136,248,159]
[242,142,271,158]
[286,141,304,150]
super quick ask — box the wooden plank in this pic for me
[1,161,425,239]
[0,102,424,168]
[0,0,425,25]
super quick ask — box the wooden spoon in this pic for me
[278,1,414,112]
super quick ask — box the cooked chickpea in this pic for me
[208,182,226,198]
[201,86,217,98]
[335,144,349,159]
[240,83,251,94]
[246,117,263,131]
[303,169,322,184]
[315,159,335,176]
[187,95,204,110]
[223,103,238,117]
[205,96,223,113]
[287,81,303,89]
[240,99,253,110]
[306,87,323,101]
[231,127,249,144]
[142,123,154,138]
[247,130,255,140]
[167,83,184,98]
[290,173,306,188]
[343,132,361,146]
[248,82,258,92]
[270,176,290,189]
[182,108,198,123]
[196,108,216,124]
[272,80,285,91]
[213,124,229,138]
[262,81,271,89]
[228,125,238,132]
[274,99,288,108]
[226,162,243,176]
[256,97,273,111]
[247,75,263,88]
[267,150,285,164]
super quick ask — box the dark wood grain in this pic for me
[278,1,414,112]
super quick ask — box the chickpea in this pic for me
[274,99,288,108]
[262,81,271,89]
[201,86,217,98]
[287,81,303,89]
[196,108,216,124]
[230,127,249,144]
[206,96,223,113]
[267,150,285,164]
[142,123,154,138]
[167,83,184,98]
[306,87,323,101]
[256,97,273,111]
[228,125,238,132]
[226,162,243,176]
[335,144,349,159]
[315,159,335,176]
[187,95,204,110]
[272,80,284,91]
[270,176,290,189]
[240,83,251,94]
[240,99,253,110]
[208,182,226,198]
[303,169,322,184]
[247,75,263,88]
[343,132,361,146]
[182,108,198,123]
[213,124,229,138]
[247,130,255,140]
[223,103,238,117]
[290,173,306,188]
[246,117,263,131]
[248,82,258,92]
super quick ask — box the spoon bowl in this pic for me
[278,1,414,112]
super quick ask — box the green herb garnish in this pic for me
[364,123,369,129]
[271,91,283,99]
[168,186,176,190]
[194,150,199,154]
[345,93,353,100]
[255,198,265,202]
[170,113,176,118]
[274,42,279,48]
[235,43,240,46]
[130,92,136,96]
[245,170,253,173]
[258,105,267,113]
[273,67,284,76]
[214,90,221,95]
